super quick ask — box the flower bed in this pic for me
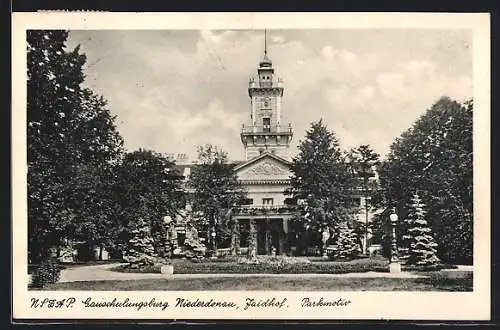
[112,256,389,274]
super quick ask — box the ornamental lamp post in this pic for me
[389,207,401,273]
[211,230,217,259]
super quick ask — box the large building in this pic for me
[230,40,297,256]
[176,34,377,257]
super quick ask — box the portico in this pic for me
[231,205,297,255]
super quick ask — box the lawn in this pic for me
[44,271,472,291]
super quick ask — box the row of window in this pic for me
[239,198,273,206]
[238,197,364,207]
[238,198,299,206]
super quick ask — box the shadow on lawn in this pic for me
[40,271,473,291]
[413,271,473,291]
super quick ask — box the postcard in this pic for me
[12,12,491,321]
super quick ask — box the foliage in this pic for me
[237,255,311,265]
[400,194,440,266]
[176,224,207,259]
[377,97,473,264]
[330,221,362,260]
[114,149,185,255]
[188,144,246,252]
[288,120,359,254]
[347,145,380,253]
[27,30,124,263]
[31,258,61,288]
[123,218,156,269]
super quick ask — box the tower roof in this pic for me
[259,29,273,68]
[259,54,273,68]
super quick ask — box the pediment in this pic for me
[235,154,292,181]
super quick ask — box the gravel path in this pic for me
[57,263,429,283]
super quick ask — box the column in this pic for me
[278,220,286,255]
[264,219,270,255]
[230,219,240,256]
[249,219,257,257]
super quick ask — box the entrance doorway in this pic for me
[256,219,285,255]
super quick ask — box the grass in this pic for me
[42,271,472,291]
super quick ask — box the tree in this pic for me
[400,193,440,267]
[377,96,473,264]
[348,145,380,254]
[114,149,185,256]
[288,120,358,255]
[331,221,362,260]
[27,30,124,263]
[123,217,156,269]
[188,144,246,255]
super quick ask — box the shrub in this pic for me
[191,255,240,263]
[31,258,61,288]
[237,255,311,265]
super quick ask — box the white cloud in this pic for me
[376,73,406,99]
[68,30,472,161]
[399,60,437,77]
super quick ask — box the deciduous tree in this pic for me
[377,96,473,264]
[27,30,124,263]
[114,149,185,256]
[188,144,246,254]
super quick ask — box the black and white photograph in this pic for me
[12,12,490,320]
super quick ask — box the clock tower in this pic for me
[241,31,293,160]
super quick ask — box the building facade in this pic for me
[231,45,297,256]
[175,35,378,257]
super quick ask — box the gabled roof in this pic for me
[233,151,291,172]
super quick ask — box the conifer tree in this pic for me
[289,120,358,253]
[123,217,156,268]
[400,193,440,267]
[331,220,362,260]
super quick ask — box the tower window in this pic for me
[262,118,271,132]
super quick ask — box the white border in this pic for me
[12,12,491,320]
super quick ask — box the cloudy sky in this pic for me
[66,29,472,162]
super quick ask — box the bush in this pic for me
[191,255,240,263]
[237,255,311,265]
[112,263,164,274]
[31,258,61,288]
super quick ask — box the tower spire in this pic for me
[260,29,272,67]
[264,29,267,56]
